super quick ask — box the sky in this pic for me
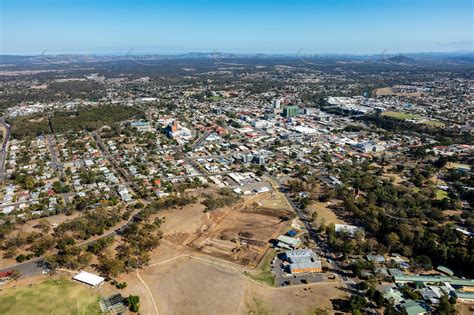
[1,0,473,55]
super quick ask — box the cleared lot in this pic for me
[138,254,347,315]
[161,193,291,268]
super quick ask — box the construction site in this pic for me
[162,192,293,268]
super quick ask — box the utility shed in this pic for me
[276,235,301,248]
[436,265,454,276]
[73,271,105,288]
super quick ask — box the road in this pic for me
[0,117,11,183]
[267,175,355,290]
[0,131,150,279]
[192,130,213,149]
[0,196,144,279]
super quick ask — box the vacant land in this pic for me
[138,255,346,315]
[249,248,276,286]
[374,87,394,96]
[258,191,292,211]
[160,193,291,268]
[308,201,345,225]
[435,189,448,200]
[0,278,101,315]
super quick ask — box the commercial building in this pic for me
[273,99,281,109]
[130,121,151,132]
[282,105,299,118]
[284,249,322,274]
[165,120,192,140]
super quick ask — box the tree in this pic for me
[350,295,367,313]
[36,219,51,234]
[386,232,400,252]
[98,254,125,278]
[413,255,432,271]
[125,295,140,312]
[9,269,21,281]
[25,176,35,190]
[436,295,457,315]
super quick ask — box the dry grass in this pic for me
[309,201,345,225]
[136,254,347,315]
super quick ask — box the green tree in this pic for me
[125,295,140,312]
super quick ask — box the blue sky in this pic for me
[1,0,473,55]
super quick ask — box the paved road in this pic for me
[267,175,354,290]
[0,117,11,183]
[192,130,214,149]
[46,134,66,179]
[0,258,46,279]
[0,132,149,280]
[0,199,39,209]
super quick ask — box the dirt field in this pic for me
[457,303,474,315]
[160,194,291,268]
[309,201,345,225]
[136,254,347,315]
[374,87,394,96]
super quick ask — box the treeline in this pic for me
[362,114,474,144]
[8,105,144,138]
[327,162,474,277]
[53,208,122,240]
[47,80,104,100]
[8,115,51,138]
[202,188,242,211]
[50,105,144,133]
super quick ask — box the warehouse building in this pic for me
[284,249,322,274]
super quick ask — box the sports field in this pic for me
[382,111,445,127]
[0,278,101,315]
[382,111,421,120]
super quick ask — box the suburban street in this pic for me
[0,117,11,184]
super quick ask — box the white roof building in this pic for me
[73,271,105,287]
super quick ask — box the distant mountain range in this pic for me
[0,51,472,65]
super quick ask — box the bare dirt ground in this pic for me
[117,193,348,315]
[159,194,291,268]
[457,303,474,315]
[135,252,347,315]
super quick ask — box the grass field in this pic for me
[0,279,101,315]
[421,120,445,128]
[382,111,421,120]
[382,111,444,128]
[436,189,448,200]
